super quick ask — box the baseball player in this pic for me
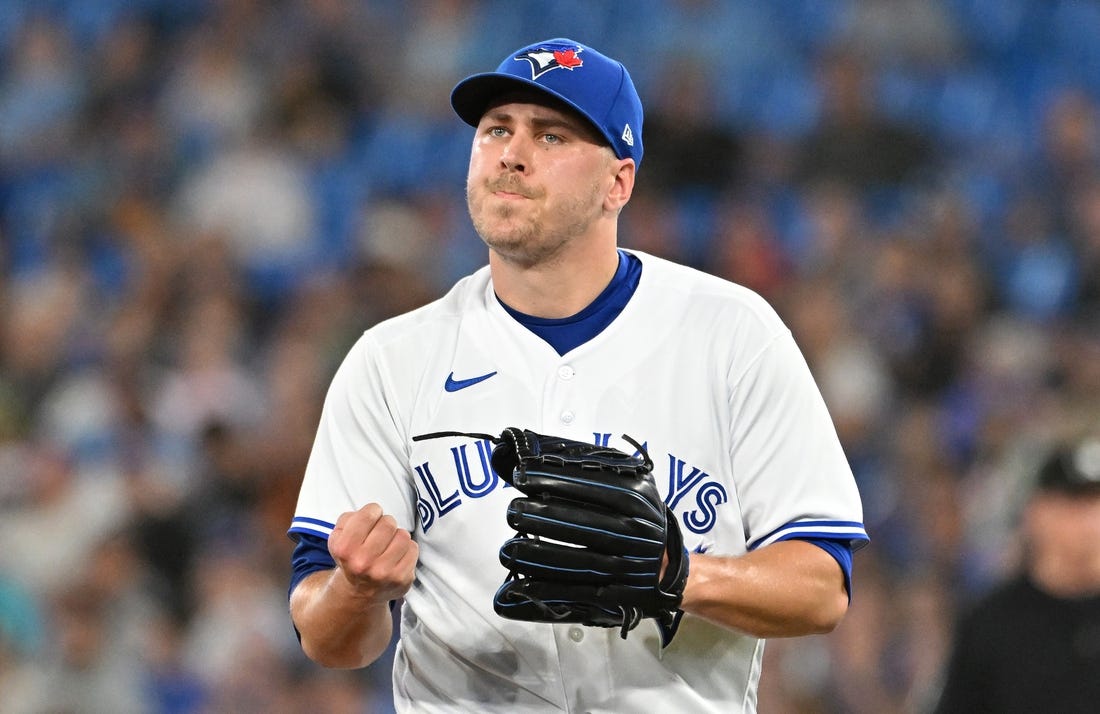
[288,38,868,713]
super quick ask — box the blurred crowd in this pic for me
[1,1,1098,712]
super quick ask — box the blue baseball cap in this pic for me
[451,38,644,166]
[1036,437,1100,496]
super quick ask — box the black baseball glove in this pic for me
[416,427,689,644]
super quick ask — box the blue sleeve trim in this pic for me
[288,516,336,539]
[748,519,869,552]
[288,531,335,600]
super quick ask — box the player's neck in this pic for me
[490,239,620,319]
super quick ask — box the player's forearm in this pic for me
[680,540,849,638]
[290,568,395,668]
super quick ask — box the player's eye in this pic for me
[488,126,508,138]
[541,133,562,145]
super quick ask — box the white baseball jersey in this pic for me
[290,249,868,713]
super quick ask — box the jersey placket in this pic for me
[541,359,582,437]
[550,623,613,709]
[539,356,617,708]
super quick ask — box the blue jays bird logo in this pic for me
[513,45,584,80]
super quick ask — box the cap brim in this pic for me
[451,73,610,147]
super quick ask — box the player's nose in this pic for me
[499,133,533,173]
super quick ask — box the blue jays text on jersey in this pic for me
[412,433,727,540]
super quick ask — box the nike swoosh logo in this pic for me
[444,371,497,392]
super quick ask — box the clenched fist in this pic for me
[328,503,419,604]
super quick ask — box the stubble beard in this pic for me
[467,178,603,268]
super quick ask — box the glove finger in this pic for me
[500,537,660,583]
[507,497,665,556]
[512,470,664,520]
[493,578,628,629]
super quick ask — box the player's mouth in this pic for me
[487,178,536,200]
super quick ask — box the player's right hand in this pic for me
[328,503,419,604]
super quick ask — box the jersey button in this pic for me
[557,365,575,380]
[560,410,575,424]
[569,627,584,642]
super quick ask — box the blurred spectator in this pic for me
[618,185,692,263]
[157,18,263,161]
[172,144,318,298]
[796,45,936,191]
[150,289,265,463]
[1065,175,1100,314]
[1033,87,1100,225]
[0,265,90,413]
[0,13,83,169]
[639,53,745,198]
[0,574,46,711]
[990,189,1079,321]
[14,530,163,714]
[847,0,963,69]
[181,542,302,713]
[933,436,1100,714]
[706,196,793,301]
[0,444,130,598]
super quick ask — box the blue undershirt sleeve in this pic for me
[798,537,855,601]
[289,532,336,599]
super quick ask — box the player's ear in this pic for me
[605,157,635,212]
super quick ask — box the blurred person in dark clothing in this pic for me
[933,435,1100,714]
[796,45,933,191]
[639,54,744,197]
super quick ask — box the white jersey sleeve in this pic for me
[728,327,867,550]
[289,331,417,538]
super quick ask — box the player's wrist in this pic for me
[331,566,396,609]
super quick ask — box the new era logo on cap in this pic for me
[450,38,644,166]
